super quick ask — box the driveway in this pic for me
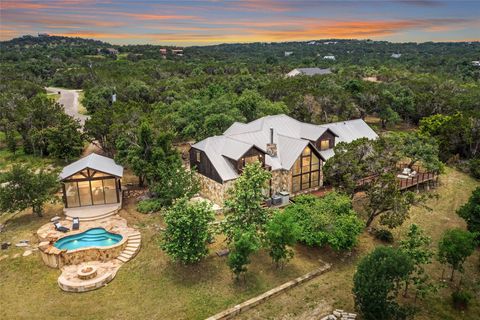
[45,87,89,126]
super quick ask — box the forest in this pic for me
[1,35,479,173]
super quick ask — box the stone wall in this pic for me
[197,173,233,206]
[271,169,291,194]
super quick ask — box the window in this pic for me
[319,139,330,151]
[195,150,201,162]
[244,155,260,165]
[291,146,321,193]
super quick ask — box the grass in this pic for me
[0,148,59,171]
[46,92,60,102]
[77,91,88,115]
[0,168,478,320]
[238,167,480,319]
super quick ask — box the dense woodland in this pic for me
[1,35,480,319]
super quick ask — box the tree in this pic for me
[162,198,215,264]
[399,224,434,299]
[323,138,377,197]
[437,228,477,281]
[223,162,271,240]
[324,137,399,198]
[264,210,300,268]
[457,187,480,236]
[285,193,364,251]
[0,165,58,217]
[353,246,414,320]
[395,132,443,172]
[44,119,84,161]
[227,228,260,280]
[148,161,200,208]
[365,173,420,228]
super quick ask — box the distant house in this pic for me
[286,67,332,77]
[190,114,377,205]
[307,41,316,45]
[391,53,402,59]
[284,51,293,57]
[323,55,336,60]
[38,33,50,37]
[106,48,119,55]
[472,61,480,67]
[159,48,167,55]
[171,49,183,56]
[323,41,338,45]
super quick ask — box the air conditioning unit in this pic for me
[271,195,282,206]
[278,191,290,205]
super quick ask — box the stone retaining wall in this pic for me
[206,262,332,320]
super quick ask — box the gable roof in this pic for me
[296,67,332,76]
[60,153,124,180]
[193,114,377,182]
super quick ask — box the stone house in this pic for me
[189,114,377,205]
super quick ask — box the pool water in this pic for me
[54,228,123,250]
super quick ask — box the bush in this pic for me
[451,290,472,310]
[137,199,163,213]
[285,192,364,251]
[469,158,480,179]
[374,229,394,243]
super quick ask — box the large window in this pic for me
[292,146,321,193]
[62,169,120,208]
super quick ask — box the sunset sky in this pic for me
[1,0,479,45]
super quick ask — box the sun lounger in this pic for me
[72,217,80,230]
[53,222,70,233]
[402,168,411,175]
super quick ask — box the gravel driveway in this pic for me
[46,87,89,126]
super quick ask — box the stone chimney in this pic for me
[266,127,277,157]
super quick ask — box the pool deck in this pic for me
[63,200,122,221]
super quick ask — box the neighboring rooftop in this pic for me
[60,153,124,180]
[287,67,332,77]
[192,114,377,181]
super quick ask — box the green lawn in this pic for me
[0,168,478,320]
[238,167,480,319]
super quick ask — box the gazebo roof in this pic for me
[59,153,124,180]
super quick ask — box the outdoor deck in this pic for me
[357,164,438,191]
[63,200,122,221]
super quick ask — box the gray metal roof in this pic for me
[59,153,124,180]
[193,114,377,181]
[296,67,332,76]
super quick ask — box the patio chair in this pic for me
[53,222,70,233]
[402,167,411,175]
[409,171,417,177]
[72,217,80,230]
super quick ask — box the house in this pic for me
[285,51,293,57]
[286,67,332,77]
[189,115,377,205]
[59,153,123,213]
[172,49,183,56]
[472,61,480,67]
[323,55,335,60]
[391,53,402,59]
[106,48,119,55]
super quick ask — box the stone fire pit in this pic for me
[77,265,97,280]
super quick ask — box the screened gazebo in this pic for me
[59,153,123,209]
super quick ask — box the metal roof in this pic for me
[295,67,332,76]
[193,114,377,181]
[59,153,124,180]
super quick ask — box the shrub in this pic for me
[137,199,163,213]
[374,229,394,243]
[286,192,364,251]
[469,158,480,179]
[451,290,472,310]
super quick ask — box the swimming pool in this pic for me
[54,228,123,251]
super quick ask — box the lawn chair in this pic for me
[53,222,69,233]
[72,217,80,230]
[402,167,411,175]
[409,171,417,177]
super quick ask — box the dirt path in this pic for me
[45,87,88,126]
